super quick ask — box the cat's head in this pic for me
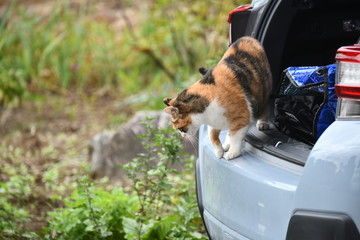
[163,67,210,137]
[163,94,197,137]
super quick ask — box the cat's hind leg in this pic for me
[256,119,270,131]
[224,126,248,160]
[256,109,270,131]
[208,126,224,158]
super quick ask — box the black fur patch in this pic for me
[199,69,215,85]
[224,50,267,119]
[224,55,253,95]
[175,90,209,114]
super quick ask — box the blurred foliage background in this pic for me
[0,0,241,111]
[0,0,249,238]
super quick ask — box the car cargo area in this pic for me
[256,0,360,89]
[246,0,360,164]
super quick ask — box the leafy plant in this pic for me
[46,176,136,240]
[121,117,206,240]
[44,117,206,240]
[0,147,39,239]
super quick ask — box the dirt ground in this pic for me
[0,89,133,165]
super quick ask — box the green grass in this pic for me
[1,1,121,98]
[0,0,245,110]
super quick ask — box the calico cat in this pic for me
[163,36,272,160]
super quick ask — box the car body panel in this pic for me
[294,120,360,226]
[197,121,360,240]
[198,126,303,240]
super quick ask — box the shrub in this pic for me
[46,177,137,240]
[121,117,206,240]
[45,117,206,240]
[0,151,39,239]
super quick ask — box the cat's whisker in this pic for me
[186,135,199,157]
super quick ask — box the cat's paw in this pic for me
[214,146,224,159]
[222,143,230,152]
[256,120,270,131]
[224,151,241,160]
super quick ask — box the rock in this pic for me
[88,111,198,181]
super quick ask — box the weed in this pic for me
[121,117,206,240]
[46,177,135,240]
[0,147,39,239]
[44,117,206,240]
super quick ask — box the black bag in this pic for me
[274,65,337,145]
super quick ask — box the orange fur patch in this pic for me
[209,128,221,147]
[172,115,192,131]
[214,64,251,132]
[187,63,251,133]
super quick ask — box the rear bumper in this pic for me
[286,211,360,240]
[196,121,360,240]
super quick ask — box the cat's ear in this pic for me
[163,97,173,106]
[198,67,208,76]
[164,106,179,117]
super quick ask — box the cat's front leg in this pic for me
[224,126,249,160]
[222,132,231,152]
[208,126,224,158]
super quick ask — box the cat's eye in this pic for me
[178,127,187,133]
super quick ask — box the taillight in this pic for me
[227,4,252,23]
[335,45,360,119]
[227,4,252,46]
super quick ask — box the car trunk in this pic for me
[230,0,360,165]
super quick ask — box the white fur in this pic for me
[187,99,255,160]
[185,99,264,160]
[223,126,248,160]
[189,100,230,134]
